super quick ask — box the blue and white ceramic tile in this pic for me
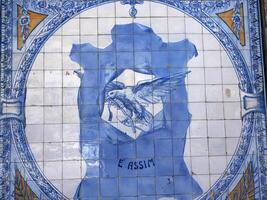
[1,0,266,199]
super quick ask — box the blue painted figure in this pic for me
[70,23,203,199]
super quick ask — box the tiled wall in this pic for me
[1,1,267,199]
[24,4,242,197]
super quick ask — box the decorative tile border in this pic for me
[0,0,13,199]
[0,0,266,199]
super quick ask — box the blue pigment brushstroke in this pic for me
[70,23,202,199]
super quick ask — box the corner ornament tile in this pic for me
[217,0,246,46]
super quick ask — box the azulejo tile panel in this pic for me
[0,0,266,199]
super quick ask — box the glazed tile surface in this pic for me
[0,0,266,200]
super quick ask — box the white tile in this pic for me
[63,124,80,142]
[63,161,81,179]
[168,17,185,33]
[192,175,210,192]
[63,179,81,199]
[98,35,112,49]
[44,161,62,180]
[62,18,80,35]
[44,143,62,161]
[208,138,226,156]
[134,17,151,28]
[203,34,220,50]
[25,88,43,106]
[209,156,226,174]
[63,70,81,88]
[44,36,62,52]
[26,125,44,143]
[44,88,62,105]
[115,17,133,26]
[223,85,241,102]
[63,88,78,106]
[187,68,205,84]
[44,53,62,70]
[167,7,185,17]
[135,2,151,17]
[204,51,221,68]
[80,18,98,35]
[151,3,167,16]
[191,156,209,174]
[187,50,204,68]
[189,120,207,138]
[25,106,43,124]
[98,3,115,17]
[98,18,115,34]
[151,18,168,33]
[44,70,62,88]
[185,17,202,33]
[27,70,43,88]
[206,103,224,119]
[186,34,203,51]
[80,7,97,17]
[205,68,222,84]
[221,51,232,67]
[62,36,80,53]
[207,120,225,138]
[63,106,79,123]
[224,102,241,119]
[29,143,43,161]
[189,103,206,120]
[44,124,63,143]
[190,138,208,156]
[44,106,62,124]
[157,33,168,42]
[115,2,131,17]
[80,35,98,47]
[187,85,205,102]
[62,53,81,70]
[63,142,81,161]
[206,85,223,102]
[222,68,238,84]
[225,120,242,137]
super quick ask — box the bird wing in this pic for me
[105,81,125,92]
[133,71,190,104]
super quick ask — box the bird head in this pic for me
[107,90,118,98]
[107,89,127,100]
